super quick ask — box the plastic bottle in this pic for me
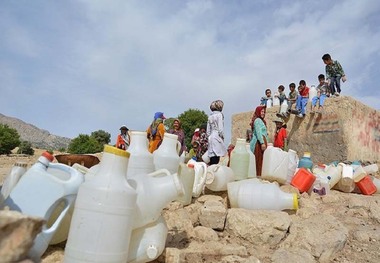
[298,152,313,170]
[353,165,367,182]
[127,131,155,177]
[2,152,84,261]
[186,159,208,197]
[266,98,272,108]
[273,93,280,106]
[261,144,289,185]
[64,145,137,263]
[205,164,235,192]
[309,85,318,102]
[280,99,288,115]
[153,133,181,174]
[127,216,168,263]
[227,181,298,211]
[0,161,27,203]
[339,163,354,186]
[230,138,250,181]
[245,143,256,178]
[176,162,195,206]
[363,164,379,175]
[286,149,299,184]
[308,174,331,196]
[370,176,380,194]
[290,167,316,193]
[127,169,184,229]
[325,165,342,189]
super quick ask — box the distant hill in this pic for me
[0,113,71,150]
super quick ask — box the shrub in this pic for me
[0,124,21,154]
[17,141,35,155]
[68,134,103,154]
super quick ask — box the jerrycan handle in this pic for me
[148,169,171,178]
[205,165,220,185]
[192,162,208,197]
[48,163,84,194]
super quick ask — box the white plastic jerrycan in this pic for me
[227,181,298,211]
[339,163,354,187]
[286,149,299,184]
[261,144,289,185]
[205,164,235,192]
[127,169,184,229]
[230,138,250,181]
[280,99,288,115]
[187,159,208,197]
[0,161,27,204]
[127,131,155,177]
[153,133,181,174]
[246,143,256,178]
[64,145,137,263]
[2,152,84,260]
[309,85,318,102]
[176,162,195,206]
[325,164,342,189]
[127,216,168,263]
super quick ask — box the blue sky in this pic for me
[1,0,379,145]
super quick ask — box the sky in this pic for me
[1,0,379,146]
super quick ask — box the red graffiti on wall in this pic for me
[353,109,380,153]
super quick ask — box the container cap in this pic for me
[303,152,311,158]
[42,151,54,162]
[103,144,130,158]
[146,245,159,259]
[292,193,299,210]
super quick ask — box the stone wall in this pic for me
[231,96,380,164]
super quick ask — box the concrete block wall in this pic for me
[231,96,380,164]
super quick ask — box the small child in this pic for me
[322,53,347,96]
[284,83,298,117]
[260,88,273,107]
[276,85,287,105]
[187,141,200,161]
[311,74,328,113]
[295,80,310,118]
[273,118,287,151]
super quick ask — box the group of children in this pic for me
[260,53,347,119]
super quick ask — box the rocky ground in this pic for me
[1,149,380,263]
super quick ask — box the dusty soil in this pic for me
[1,150,380,263]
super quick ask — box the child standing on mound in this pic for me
[296,80,310,118]
[322,53,347,97]
[311,74,329,113]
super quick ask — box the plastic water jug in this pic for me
[245,143,256,178]
[230,138,250,181]
[0,161,27,203]
[176,162,195,206]
[128,216,168,263]
[280,99,288,114]
[309,85,318,102]
[153,133,181,174]
[370,176,380,194]
[363,164,379,175]
[266,98,272,108]
[340,163,354,186]
[2,152,84,260]
[64,145,137,263]
[355,175,377,195]
[290,168,316,193]
[127,169,184,229]
[186,159,208,197]
[127,131,155,177]
[308,174,331,195]
[205,164,235,192]
[261,144,289,185]
[325,165,342,189]
[227,181,298,211]
[273,93,280,106]
[333,178,355,193]
[286,149,299,184]
[298,152,313,170]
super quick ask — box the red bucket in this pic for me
[356,175,377,195]
[291,168,316,193]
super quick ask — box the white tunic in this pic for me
[207,111,227,157]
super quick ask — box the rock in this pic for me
[198,197,227,230]
[272,247,317,263]
[225,209,291,247]
[0,210,43,263]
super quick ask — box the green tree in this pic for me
[91,130,111,145]
[176,109,208,150]
[17,140,35,155]
[0,124,21,154]
[68,134,103,154]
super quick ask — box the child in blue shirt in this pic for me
[311,74,328,113]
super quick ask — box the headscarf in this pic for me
[210,100,224,112]
[173,119,181,130]
[250,105,266,129]
[150,112,165,138]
